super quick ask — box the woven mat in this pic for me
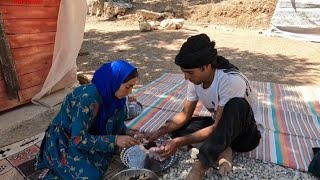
[126,73,320,171]
[1,73,319,180]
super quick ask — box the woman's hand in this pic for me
[126,129,145,142]
[133,132,145,142]
[115,135,140,149]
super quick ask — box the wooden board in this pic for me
[8,32,56,48]
[12,44,54,76]
[0,6,59,19]
[0,83,43,111]
[12,43,54,75]
[4,19,57,34]
[0,0,61,111]
[0,68,49,98]
[0,0,60,6]
[0,80,6,96]
[15,57,52,76]
[12,43,54,62]
[0,67,3,80]
[19,68,49,89]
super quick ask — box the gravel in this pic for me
[157,147,318,180]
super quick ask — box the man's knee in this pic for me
[198,133,228,161]
[198,142,228,167]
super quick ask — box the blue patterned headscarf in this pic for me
[92,60,136,134]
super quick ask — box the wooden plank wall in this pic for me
[0,0,60,111]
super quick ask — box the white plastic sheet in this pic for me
[267,0,320,42]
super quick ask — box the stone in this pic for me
[189,148,199,159]
[160,18,184,30]
[164,5,174,13]
[88,0,104,16]
[114,5,126,17]
[149,21,160,30]
[139,22,152,32]
[103,2,131,19]
[77,74,91,84]
[136,9,164,20]
[104,2,116,19]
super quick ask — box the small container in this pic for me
[109,168,159,180]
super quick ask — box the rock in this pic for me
[136,9,164,20]
[189,148,199,159]
[301,173,310,179]
[78,51,89,56]
[114,5,126,17]
[174,11,184,18]
[138,21,152,32]
[160,19,177,30]
[222,176,230,180]
[180,169,188,178]
[149,21,160,30]
[104,2,116,19]
[160,18,184,30]
[77,74,90,84]
[164,5,174,13]
[103,2,132,19]
[107,0,132,2]
[292,172,300,180]
[88,0,104,16]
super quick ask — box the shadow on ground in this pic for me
[77,29,192,86]
[77,29,320,86]
[219,47,320,85]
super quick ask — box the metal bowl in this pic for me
[120,136,176,172]
[126,101,143,121]
[109,168,159,180]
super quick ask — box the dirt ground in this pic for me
[113,0,276,29]
[77,0,320,87]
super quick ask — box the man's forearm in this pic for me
[177,124,216,146]
[157,112,190,136]
[177,106,224,147]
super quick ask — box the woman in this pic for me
[36,60,141,179]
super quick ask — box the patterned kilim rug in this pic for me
[0,73,319,179]
[0,133,125,179]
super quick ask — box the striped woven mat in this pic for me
[126,73,320,171]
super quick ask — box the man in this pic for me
[145,34,263,179]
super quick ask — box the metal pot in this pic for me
[109,168,159,180]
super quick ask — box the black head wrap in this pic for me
[175,34,238,70]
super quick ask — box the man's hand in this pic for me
[143,130,162,142]
[159,138,181,158]
[115,135,140,149]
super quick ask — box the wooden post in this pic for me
[0,14,20,99]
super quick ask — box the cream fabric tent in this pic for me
[32,0,87,103]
